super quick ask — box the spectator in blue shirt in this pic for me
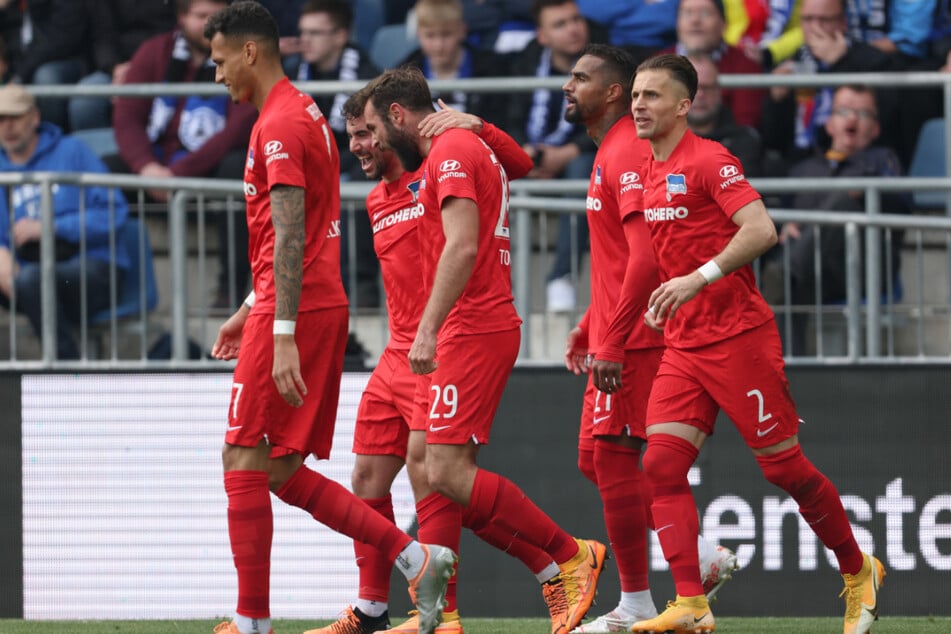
[575,0,678,60]
[0,85,129,359]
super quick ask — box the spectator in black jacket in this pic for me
[2,0,92,130]
[686,54,763,176]
[291,0,382,307]
[68,0,177,131]
[760,0,905,170]
[764,85,911,355]
[503,0,602,312]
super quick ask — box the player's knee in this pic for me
[641,438,689,487]
[756,444,823,500]
[350,466,373,497]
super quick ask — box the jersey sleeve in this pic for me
[479,121,533,180]
[260,115,309,189]
[429,130,483,209]
[703,144,761,218]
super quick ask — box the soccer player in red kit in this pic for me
[628,53,884,634]
[311,93,557,634]
[362,66,607,634]
[560,45,737,634]
[203,4,454,634]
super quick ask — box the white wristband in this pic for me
[697,259,724,284]
[243,290,255,309]
[273,319,296,335]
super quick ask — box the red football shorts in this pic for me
[421,328,520,445]
[225,306,348,459]
[579,346,664,442]
[352,346,414,458]
[646,321,800,449]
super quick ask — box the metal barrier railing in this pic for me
[1,172,950,368]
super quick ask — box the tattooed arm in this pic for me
[270,184,308,407]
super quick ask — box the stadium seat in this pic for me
[88,218,159,357]
[908,117,948,210]
[370,23,417,70]
[70,127,118,158]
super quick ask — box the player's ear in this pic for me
[387,102,403,125]
[678,97,691,117]
[606,82,623,105]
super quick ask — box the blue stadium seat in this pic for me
[70,127,118,159]
[908,117,948,210]
[370,23,417,70]
[91,218,159,325]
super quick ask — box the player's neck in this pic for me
[253,68,288,110]
[649,123,688,161]
[382,167,405,184]
[587,109,627,146]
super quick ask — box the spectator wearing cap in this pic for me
[664,0,766,129]
[0,84,129,359]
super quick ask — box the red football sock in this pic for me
[577,435,598,486]
[355,495,396,603]
[642,434,703,597]
[757,445,864,575]
[467,469,578,564]
[416,493,462,612]
[275,465,411,563]
[224,470,272,619]
[462,503,553,575]
[594,440,650,592]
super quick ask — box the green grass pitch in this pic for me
[1,618,950,633]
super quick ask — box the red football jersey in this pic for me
[365,168,427,349]
[586,117,665,355]
[642,130,772,348]
[416,129,521,337]
[243,77,347,313]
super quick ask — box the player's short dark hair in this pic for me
[342,85,372,120]
[204,1,280,56]
[582,43,637,103]
[530,0,577,26]
[364,66,436,116]
[300,0,353,31]
[636,54,698,101]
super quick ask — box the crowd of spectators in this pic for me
[0,0,947,351]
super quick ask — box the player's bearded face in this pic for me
[384,117,424,172]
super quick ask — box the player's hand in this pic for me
[211,307,249,360]
[408,329,438,375]
[779,222,801,244]
[272,336,307,407]
[418,98,483,137]
[647,275,706,327]
[644,306,664,332]
[591,358,622,393]
[769,61,795,102]
[564,326,589,374]
[11,218,41,246]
